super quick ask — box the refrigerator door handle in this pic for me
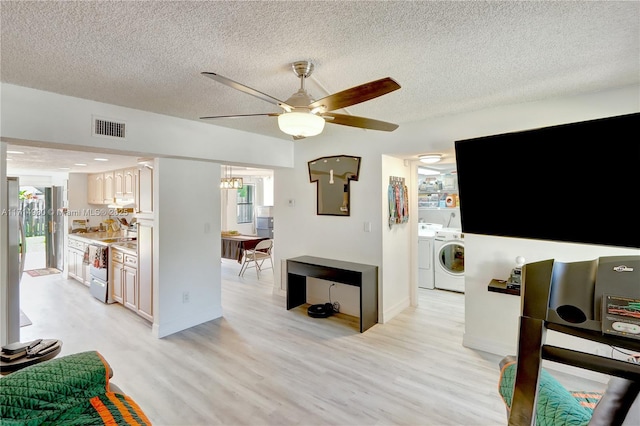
[18,214,26,282]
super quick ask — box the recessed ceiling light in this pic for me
[419,154,442,164]
[94,158,109,161]
[74,163,87,166]
[7,150,24,154]
[59,167,71,170]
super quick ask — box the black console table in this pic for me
[286,256,378,333]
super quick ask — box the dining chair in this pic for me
[239,239,273,277]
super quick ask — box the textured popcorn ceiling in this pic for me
[1,1,639,171]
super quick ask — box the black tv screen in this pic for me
[454,112,640,249]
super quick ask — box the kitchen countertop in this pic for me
[68,231,136,247]
[110,241,137,255]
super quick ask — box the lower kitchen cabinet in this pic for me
[111,247,147,320]
[67,237,90,287]
[123,266,137,311]
[112,260,124,303]
[136,220,153,322]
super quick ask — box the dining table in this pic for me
[221,234,270,263]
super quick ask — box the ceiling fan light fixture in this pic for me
[278,111,325,137]
[419,154,443,164]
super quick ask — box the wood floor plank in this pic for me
[16,260,605,425]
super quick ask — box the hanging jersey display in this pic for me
[388,176,409,227]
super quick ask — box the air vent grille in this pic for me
[93,117,126,139]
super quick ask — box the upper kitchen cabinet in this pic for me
[114,168,136,200]
[88,171,115,205]
[88,166,151,212]
[88,173,104,204]
[136,165,153,216]
[103,171,115,203]
[88,163,153,216]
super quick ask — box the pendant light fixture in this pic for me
[220,165,243,189]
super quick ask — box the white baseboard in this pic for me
[152,304,223,338]
[382,297,410,323]
[463,333,516,357]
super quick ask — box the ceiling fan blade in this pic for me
[309,77,401,112]
[200,113,279,120]
[322,112,399,132]
[202,72,293,111]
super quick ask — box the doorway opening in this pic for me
[20,185,64,273]
[19,186,46,271]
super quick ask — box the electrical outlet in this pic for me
[182,291,189,303]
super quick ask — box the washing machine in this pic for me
[418,223,443,289]
[434,229,465,293]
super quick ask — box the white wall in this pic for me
[381,155,413,321]
[1,84,293,169]
[272,131,415,322]
[0,84,293,340]
[419,207,461,229]
[153,157,221,337]
[3,82,639,349]
[463,234,639,380]
[273,84,640,338]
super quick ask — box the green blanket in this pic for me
[499,359,602,426]
[0,351,150,425]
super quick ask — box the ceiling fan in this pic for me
[200,60,401,139]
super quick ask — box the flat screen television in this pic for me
[454,112,640,249]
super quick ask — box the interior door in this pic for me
[45,186,65,270]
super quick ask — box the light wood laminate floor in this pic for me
[17,259,605,425]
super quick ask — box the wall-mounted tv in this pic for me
[454,112,640,249]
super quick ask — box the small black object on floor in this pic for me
[308,303,334,318]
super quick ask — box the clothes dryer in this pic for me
[434,229,465,293]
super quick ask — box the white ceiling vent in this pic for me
[92,116,126,140]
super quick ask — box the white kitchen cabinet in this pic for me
[123,168,135,198]
[136,220,153,322]
[67,247,80,280]
[111,247,141,315]
[123,263,137,311]
[136,166,153,216]
[103,171,115,204]
[114,168,136,200]
[111,249,124,303]
[87,173,104,204]
[114,169,125,198]
[67,237,89,286]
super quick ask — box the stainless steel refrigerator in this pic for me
[5,177,26,344]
